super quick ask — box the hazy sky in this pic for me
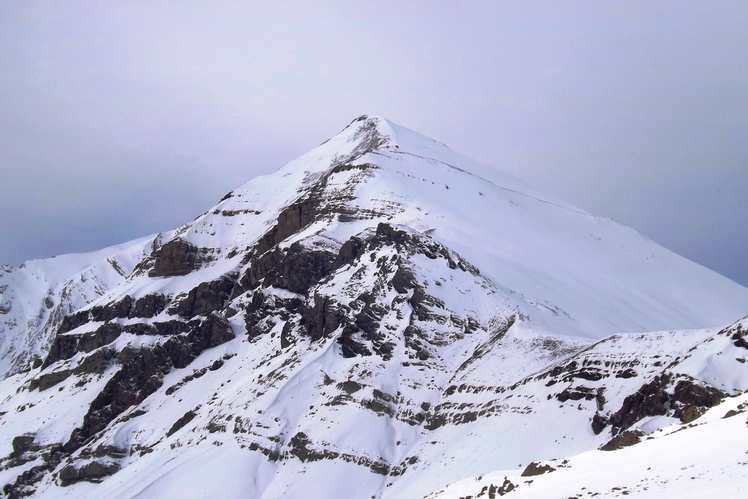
[1,1,747,286]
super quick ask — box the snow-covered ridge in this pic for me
[0,115,746,498]
[0,236,155,377]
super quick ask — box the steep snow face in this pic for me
[0,115,747,498]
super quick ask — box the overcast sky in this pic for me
[1,1,747,287]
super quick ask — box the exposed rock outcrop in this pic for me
[236,243,337,296]
[166,410,197,437]
[58,461,121,486]
[169,274,237,318]
[64,313,234,453]
[521,461,556,476]
[149,239,201,277]
[600,430,642,451]
[605,375,725,435]
[129,293,167,319]
[42,322,123,369]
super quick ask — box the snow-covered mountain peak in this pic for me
[323,114,427,153]
[1,116,747,498]
[310,114,549,200]
[4,116,746,382]
[166,115,748,340]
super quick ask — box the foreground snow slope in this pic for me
[427,390,748,499]
[0,116,746,498]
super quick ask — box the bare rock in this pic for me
[166,410,197,437]
[58,461,120,486]
[671,379,724,408]
[303,294,344,342]
[57,310,92,335]
[591,412,608,435]
[272,243,336,294]
[334,236,365,267]
[35,370,72,391]
[237,243,336,296]
[2,464,48,498]
[521,461,555,476]
[338,326,373,358]
[169,275,236,317]
[609,375,670,434]
[488,478,516,497]
[129,293,167,318]
[679,405,707,423]
[600,430,642,451]
[256,198,319,254]
[149,239,200,277]
[43,322,123,368]
[90,296,133,322]
[11,434,38,457]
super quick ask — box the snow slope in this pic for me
[427,392,748,499]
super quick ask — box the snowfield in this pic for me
[428,391,748,499]
[0,116,746,498]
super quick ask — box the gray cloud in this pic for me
[1,1,747,286]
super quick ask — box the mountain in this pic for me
[0,115,746,498]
